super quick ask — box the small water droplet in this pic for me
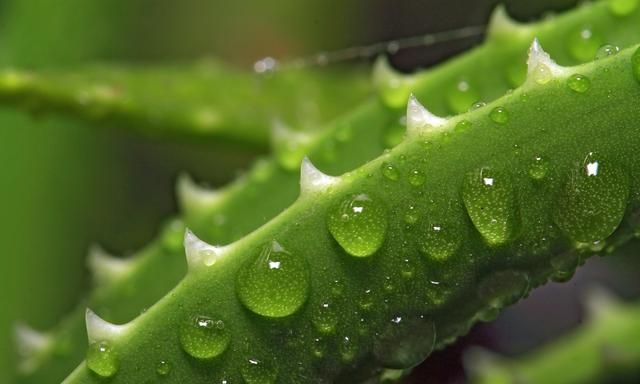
[327,194,388,257]
[400,258,416,279]
[156,360,171,376]
[418,222,462,261]
[311,301,339,334]
[554,153,629,242]
[478,270,530,310]
[381,162,400,181]
[241,357,278,384]
[489,106,509,124]
[462,168,519,246]
[330,279,345,297]
[404,205,419,225]
[532,64,553,85]
[596,44,620,60]
[311,337,327,359]
[455,120,472,132]
[567,74,591,93]
[528,156,549,180]
[358,288,376,311]
[87,341,118,378]
[567,26,603,62]
[470,101,487,111]
[373,315,436,369]
[237,241,310,317]
[180,315,230,360]
[339,336,358,363]
[408,169,426,186]
[383,275,396,293]
[447,80,479,114]
[608,0,639,16]
[550,251,580,282]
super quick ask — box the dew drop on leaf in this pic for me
[462,168,519,246]
[327,194,388,257]
[241,357,278,384]
[532,64,553,85]
[381,162,400,181]
[86,341,118,378]
[179,315,230,360]
[339,335,358,363]
[311,301,339,335]
[554,152,629,242]
[156,360,171,376]
[595,44,620,60]
[528,155,549,180]
[408,169,426,186]
[489,106,509,124]
[418,222,462,261]
[566,26,603,62]
[373,314,436,369]
[550,251,580,282]
[567,74,591,93]
[608,0,639,16]
[236,241,310,318]
[447,80,479,114]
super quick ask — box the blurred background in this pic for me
[2,0,639,383]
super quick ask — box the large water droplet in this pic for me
[373,315,436,369]
[180,315,230,359]
[478,270,529,310]
[241,357,278,384]
[489,106,509,124]
[327,194,388,257]
[632,47,640,83]
[554,153,629,242]
[567,26,603,62]
[567,74,591,93]
[447,80,479,114]
[311,301,339,334]
[608,0,639,16]
[381,162,400,181]
[462,168,519,246]
[418,222,462,261]
[86,341,118,378]
[531,64,553,85]
[237,241,310,318]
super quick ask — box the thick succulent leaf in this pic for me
[0,61,371,147]
[16,1,640,382]
[61,41,640,383]
[467,288,640,384]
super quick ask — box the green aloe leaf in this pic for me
[0,61,371,147]
[60,39,640,383]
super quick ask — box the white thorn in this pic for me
[583,285,621,320]
[526,38,566,82]
[87,245,132,285]
[177,173,221,214]
[406,94,447,136]
[184,229,225,270]
[300,157,339,195]
[85,309,130,344]
[14,323,51,373]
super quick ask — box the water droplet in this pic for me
[632,47,640,83]
[455,120,472,132]
[400,258,416,279]
[180,315,230,360]
[339,336,358,363]
[462,168,519,246]
[567,74,591,93]
[596,44,620,60]
[381,162,400,181]
[237,241,310,317]
[550,251,580,282]
[418,222,462,261]
[311,301,339,334]
[608,0,639,16]
[532,64,553,85]
[489,106,509,124]
[330,279,345,297]
[567,26,603,62]
[311,337,326,359]
[327,194,388,257]
[156,360,171,376]
[358,288,376,311]
[470,101,486,111]
[554,153,629,242]
[383,275,396,293]
[87,341,118,378]
[528,156,549,180]
[408,169,426,186]
[447,80,479,114]
[241,357,278,384]
[404,205,419,225]
[373,315,436,369]
[478,270,530,309]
